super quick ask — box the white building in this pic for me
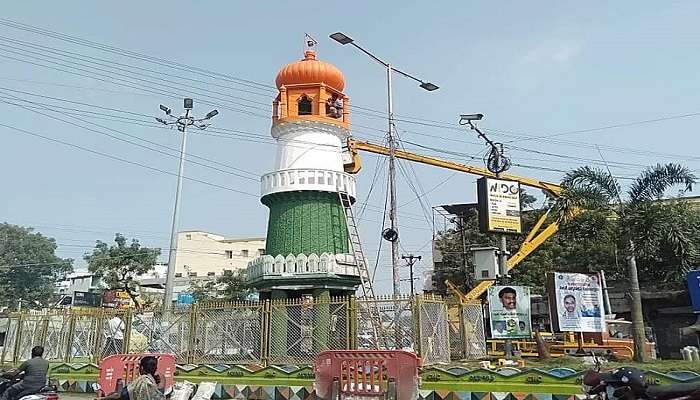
[174,231,265,278]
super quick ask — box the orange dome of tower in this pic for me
[275,50,345,91]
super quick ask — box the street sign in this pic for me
[477,177,522,234]
[687,270,700,313]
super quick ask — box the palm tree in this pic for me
[558,163,696,362]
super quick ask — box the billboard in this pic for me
[477,177,522,234]
[548,272,605,332]
[488,285,532,338]
[687,270,700,313]
[73,291,102,307]
[102,290,132,309]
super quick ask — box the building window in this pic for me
[258,248,266,256]
[225,250,233,259]
[188,272,197,277]
[175,273,182,278]
[186,234,192,240]
[207,272,216,277]
[241,249,249,257]
[298,95,312,115]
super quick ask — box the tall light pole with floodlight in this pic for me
[156,98,219,311]
[329,32,438,299]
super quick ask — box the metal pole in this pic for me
[387,64,400,299]
[163,109,190,311]
[495,166,512,358]
[600,269,613,317]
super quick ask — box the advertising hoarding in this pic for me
[477,177,522,234]
[548,272,605,332]
[487,285,532,338]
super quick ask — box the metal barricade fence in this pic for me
[0,295,483,366]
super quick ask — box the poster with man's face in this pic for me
[552,273,605,332]
[488,286,532,338]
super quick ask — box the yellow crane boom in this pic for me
[344,138,563,302]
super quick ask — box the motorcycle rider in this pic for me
[0,346,49,400]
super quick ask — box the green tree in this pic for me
[187,270,248,303]
[0,223,72,309]
[85,233,160,307]
[216,270,248,302]
[559,163,696,362]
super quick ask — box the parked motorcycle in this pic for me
[0,371,59,400]
[582,354,700,400]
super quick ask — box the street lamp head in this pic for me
[155,117,168,125]
[159,105,171,115]
[419,82,439,91]
[330,32,354,45]
[205,109,219,120]
[459,113,484,124]
[183,98,194,110]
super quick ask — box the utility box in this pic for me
[472,246,499,281]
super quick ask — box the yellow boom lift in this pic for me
[343,138,656,360]
[343,138,562,302]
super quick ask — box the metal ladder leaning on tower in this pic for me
[338,191,387,349]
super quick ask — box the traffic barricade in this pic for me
[95,353,176,396]
[315,350,421,400]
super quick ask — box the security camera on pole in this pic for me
[460,113,518,358]
[156,98,219,311]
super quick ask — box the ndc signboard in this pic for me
[477,177,522,234]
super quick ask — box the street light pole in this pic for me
[330,32,438,299]
[386,64,401,299]
[156,99,219,311]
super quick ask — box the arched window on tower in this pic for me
[298,95,312,115]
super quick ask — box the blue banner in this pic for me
[687,270,700,313]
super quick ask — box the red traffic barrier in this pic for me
[315,350,421,400]
[96,353,176,396]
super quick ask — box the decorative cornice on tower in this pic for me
[260,168,356,200]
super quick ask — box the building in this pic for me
[174,231,265,278]
[246,44,362,301]
[56,272,101,298]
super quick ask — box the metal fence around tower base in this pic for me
[0,295,483,366]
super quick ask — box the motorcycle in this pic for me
[0,371,59,400]
[582,353,700,400]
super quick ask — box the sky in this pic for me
[1,2,700,294]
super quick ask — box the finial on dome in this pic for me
[304,50,316,60]
[304,33,318,61]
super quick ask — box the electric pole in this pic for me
[156,99,219,312]
[402,254,422,297]
[460,113,514,358]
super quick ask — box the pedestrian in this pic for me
[0,346,49,400]
[103,315,125,356]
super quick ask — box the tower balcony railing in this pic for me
[246,253,360,281]
[261,168,356,199]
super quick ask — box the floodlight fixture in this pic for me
[183,98,194,110]
[329,32,354,45]
[419,82,439,91]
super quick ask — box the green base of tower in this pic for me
[262,191,349,256]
